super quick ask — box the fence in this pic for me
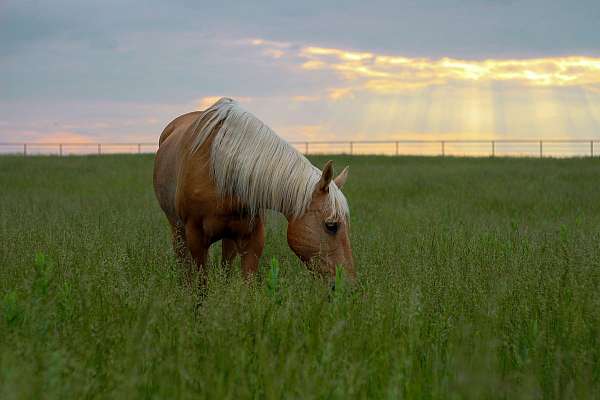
[0,143,156,156]
[0,140,599,157]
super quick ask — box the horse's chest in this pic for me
[201,213,255,241]
[182,187,255,241]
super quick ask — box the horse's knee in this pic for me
[222,239,237,267]
[238,228,265,279]
[170,221,188,260]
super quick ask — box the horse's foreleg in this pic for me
[170,221,190,263]
[238,220,265,280]
[221,239,238,271]
[185,220,209,285]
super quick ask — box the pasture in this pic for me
[1,154,599,399]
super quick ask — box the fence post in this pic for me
[23,144,27,156]
[441,141,445,157]
[350,141,353,155]
[98,144,101,155]
[305,142,309,155]
[138,143,141,154]
[395,141,399,156]
[59,144,63,157]
[491,141,495,157]
[591,140,594,157]
[539,141,543,158]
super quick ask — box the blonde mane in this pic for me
[190,97,348,220]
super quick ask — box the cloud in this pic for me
[248,39,600,106]
[298,45,600,92]
[247,38,291,49]
[2,20,600,148]
[327,88,354,101]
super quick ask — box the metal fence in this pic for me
[0,142,155,156]
[0,140,599,157]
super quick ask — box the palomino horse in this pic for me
[153,98,354,283]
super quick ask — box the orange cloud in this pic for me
[207,38,600,148]
[328,87,354,100]
[249,38,291,49]
[302,60,327,70]
[249,38,600,98]
[299,45,600,91]
[301,46,374,62]
[263,48,285,58]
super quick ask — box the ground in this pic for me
[1,154,599,399]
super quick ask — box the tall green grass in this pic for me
[1,154,599,399]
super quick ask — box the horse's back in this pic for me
[158,111,202,145]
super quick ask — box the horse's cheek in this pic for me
[288,229,318,261]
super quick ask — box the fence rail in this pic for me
[0,140,599,157]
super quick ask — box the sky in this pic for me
[1,0,600,154]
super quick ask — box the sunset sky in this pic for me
[1,0,600,150]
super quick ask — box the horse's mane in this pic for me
[190,97,348,220]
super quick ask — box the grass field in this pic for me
[1,154,599,399]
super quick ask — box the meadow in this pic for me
[1,154,599,399]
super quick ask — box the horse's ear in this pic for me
[318,160,334,192]
[334,166,349,189]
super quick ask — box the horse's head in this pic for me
[287,161,355,284]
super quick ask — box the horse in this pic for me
[153,98,354,284]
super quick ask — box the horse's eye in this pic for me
[324,222,339,235]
